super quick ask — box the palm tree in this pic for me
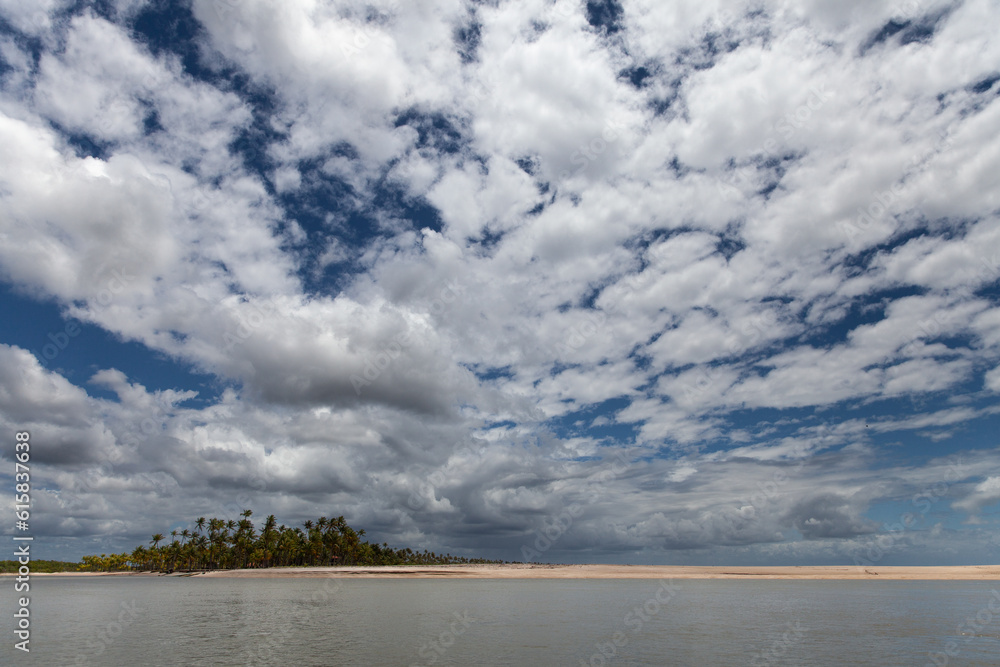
[194,535,209,569]
[260,515,278,568]
[82,513,505,573]
[150,533,165,566]
[131,545,148,571]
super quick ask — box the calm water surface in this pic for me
[2,577,999,665]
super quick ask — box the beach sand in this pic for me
[13,564,999,579]
[188,564,1000,580]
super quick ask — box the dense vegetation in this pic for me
[79,511,506,571]
[0,560,81,573]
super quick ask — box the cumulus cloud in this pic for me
[953,476,1000,515]
[784,493,879,540]
[1,0,999,563]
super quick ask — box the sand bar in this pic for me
[193,564,1000,580]
[11,564,999,579]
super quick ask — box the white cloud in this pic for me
[0,0,71,36]
[2,0,1000,563]
[985,366,1000,393]
[953,476,1000,514]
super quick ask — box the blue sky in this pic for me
[1,0,999,565]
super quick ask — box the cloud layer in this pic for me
[1,0,999,563]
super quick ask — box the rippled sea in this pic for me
[3,577,999,665]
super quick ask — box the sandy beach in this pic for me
[188,564,1000,579]
[12,564,999,579]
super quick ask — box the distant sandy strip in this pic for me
[15,564,1000,579]
[193,564,1000,579]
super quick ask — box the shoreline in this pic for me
[8,564,1000,579]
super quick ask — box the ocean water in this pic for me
[2,576,999,666]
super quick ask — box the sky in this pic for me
[0,0,999,566]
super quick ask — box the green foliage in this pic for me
[79,512,508,572]
[0,560,82,573]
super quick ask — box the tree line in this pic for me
[79,510,507,571]
[0,560,81,574]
